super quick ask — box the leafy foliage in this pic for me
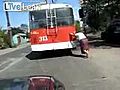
[11,27,24,36]
[0,30,10,49]
[75,20,81,32]
[80,0,120,32]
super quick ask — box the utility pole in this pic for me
[4,0,13,47]
[5,11,13,48]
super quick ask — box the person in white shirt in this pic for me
[75,32,89,58]
[75,32,86,40]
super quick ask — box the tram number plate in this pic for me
[39,36,48,42]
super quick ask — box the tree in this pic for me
[75,20,81,32]
[79,0,120,32]
[11,27,24,36]
[20,24,28,33]
[0,29,10,49]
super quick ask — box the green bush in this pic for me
[0,31,10,49]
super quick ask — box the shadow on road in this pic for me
[71,54,87,58]
[26,49,72,60]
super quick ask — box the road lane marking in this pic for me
[0,58,23,73]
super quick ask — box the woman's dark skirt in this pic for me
[80,38,89,54]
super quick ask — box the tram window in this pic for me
[30,10,46,21]
[56,8,74,26]
[29,10,46,29]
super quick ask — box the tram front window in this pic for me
[29,10,46,29]
[56,8,74,26]
[29,8,74,29]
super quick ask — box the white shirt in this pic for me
[75,32,86,40]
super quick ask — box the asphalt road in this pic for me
[0,46,120,90]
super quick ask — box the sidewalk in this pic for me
[0,43,30,56]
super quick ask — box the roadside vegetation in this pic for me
[75,20,81,32]
[0,26,28,49]
[0,29,10,49]
[79,0,120,33]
